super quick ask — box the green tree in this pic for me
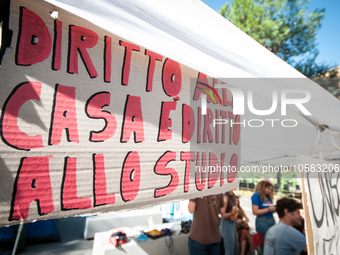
[219,0,336,78]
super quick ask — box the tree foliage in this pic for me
[311,66,340,99]
[219,0,338,78]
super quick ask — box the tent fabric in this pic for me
[42,0,340,166]
[240,107,340,166]
[43,0,340,132]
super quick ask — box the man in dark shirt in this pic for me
[188,194,224,255]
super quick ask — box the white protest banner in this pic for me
[297,155,340,255]
[0,0,240,227]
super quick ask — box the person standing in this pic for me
[264,197,306,255]
[235,196,251,255]
[188,194,224,255]
[251,179,276,253]
[220,190,239,255]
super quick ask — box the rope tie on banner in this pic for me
[326,129,340,151]
[310,123,325,160]
[309,123,340,161]
[12,205,25,255]
[322,125,340,160]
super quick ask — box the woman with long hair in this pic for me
[235,196,251,255]
[220,190,239,255]
[251,179,276,253]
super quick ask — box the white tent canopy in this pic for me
[41,0,340,165]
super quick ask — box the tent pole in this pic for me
[12,222,24,255]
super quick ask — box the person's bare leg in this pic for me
[241,239,247,255]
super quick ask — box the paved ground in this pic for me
[5,194,278,255]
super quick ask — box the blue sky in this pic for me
[201,0,340,68]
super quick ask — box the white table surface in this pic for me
[92,222,189,255]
